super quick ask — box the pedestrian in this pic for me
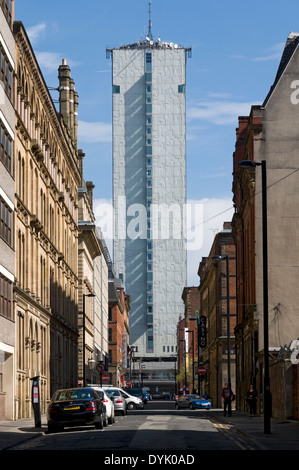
[221,382,234,417]
[246,384,258,417]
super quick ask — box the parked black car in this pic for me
[47,387,107,433]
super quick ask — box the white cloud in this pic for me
[35,51,64,73]
[92,197,234,286]
[35,52,81,74]
[187,100,255,125]
[231,42,284,62]
[207,92,233,99]
[33,50,82,76]
[94,197,113,238]
[27,22,46,45]
[187,197,234,285]
[78,120,112,143]
[26,23,81,74]
[93,198,113,259]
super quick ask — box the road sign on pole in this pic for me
[102,373,110,383]
[96,362,105,373]
[198,366,206,375]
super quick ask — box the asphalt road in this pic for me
[9,399,264,454]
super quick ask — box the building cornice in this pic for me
[78,221,103,259]
[13,21,81,187]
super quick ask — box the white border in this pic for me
[0,32,14,70]
[0,187,14,210]
[0,264,14,282]
[0,109,14,140]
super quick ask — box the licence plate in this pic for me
[64,406,80,411]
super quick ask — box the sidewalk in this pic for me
[210,410,299,450]
[0,416,48,450]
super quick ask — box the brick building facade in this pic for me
[108,277,130,387]
[232,32,299,418]
[180,287,201,393]
[197,223,236,407]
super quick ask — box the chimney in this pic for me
[12,1,15,22]
[69,77,75,141]
[58,59,71,129]
[223,222,232,230]
[86,181,95,210]
[58,59,78,147]
[73,90,79,148]
[78,149,85,187]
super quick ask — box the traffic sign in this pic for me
[96,362,105,373]
[198,366,206,375]
[102,373,110,383]
[126,380,131,386]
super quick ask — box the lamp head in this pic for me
[212,255,227,261]
[236,160,261,169]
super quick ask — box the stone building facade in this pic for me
[0,8,114,421]
[91,228,109,381]
[77,170,107,386]
[0,0,15,420]
[13,22,81,418]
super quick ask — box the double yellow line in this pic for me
[211,421,255,451]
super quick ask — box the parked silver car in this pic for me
[103,387,127,415]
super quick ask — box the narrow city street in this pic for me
[8,400,268,453]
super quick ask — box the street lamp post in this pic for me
[180,339,187,393]
[129,345,136,385]
[187,329,194,393]
[82,293,96,387]
[236,159,271,434]
[88,358,96,384]
[170,354,177,396]
[212,254,231,388]
[174,356,177,395]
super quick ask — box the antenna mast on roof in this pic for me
[148,1,153,40]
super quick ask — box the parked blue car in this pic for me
[175,394,211,410]
[188,394,211,410]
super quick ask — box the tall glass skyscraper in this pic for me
[107,20,191,383]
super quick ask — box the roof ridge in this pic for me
[263,32,299,106]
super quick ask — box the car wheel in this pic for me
[108,413,114,424]
[189,403,193,409]
[95,415,104,429]
[104,413,108,426]
[127,402,136,410]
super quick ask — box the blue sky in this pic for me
[15,0,298,284]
